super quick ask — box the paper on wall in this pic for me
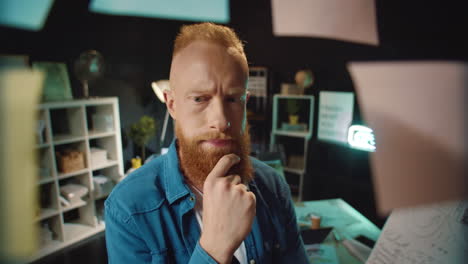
[90,0,230,23]
[0,0,54,31]
[317,91,354,145]
[271,0,379,45]
[348,61,468,214]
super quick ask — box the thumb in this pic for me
[205,154,240,183]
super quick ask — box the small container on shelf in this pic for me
[93,175,114,199]
[90,148,108,168]
[60,183,89,205]
[92,114,114,132]
[56,150,85,173]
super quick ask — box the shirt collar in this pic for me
[164,139,191,204]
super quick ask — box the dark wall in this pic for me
[2,0,467,226]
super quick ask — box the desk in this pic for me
[295,199,381,263]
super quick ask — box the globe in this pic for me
[74,50,105,97]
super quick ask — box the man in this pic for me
[105,22,309,264]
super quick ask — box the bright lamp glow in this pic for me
[151,80,170,103]
[348,125,376,152]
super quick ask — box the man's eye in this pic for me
[193,97,204,103]
[226,97,237,103]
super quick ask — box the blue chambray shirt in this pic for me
[105,140,309,263]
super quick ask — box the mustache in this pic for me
[193,132,235,142]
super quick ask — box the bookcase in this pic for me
[270,95,314,201]
[32,97,123,262]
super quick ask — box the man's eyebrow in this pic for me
[225,88,246,95]
[186,89,214,95]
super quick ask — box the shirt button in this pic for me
[189,196,195,202]
[250,260,255,264]
[274,243,280,249]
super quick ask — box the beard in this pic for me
[175,123,253,189]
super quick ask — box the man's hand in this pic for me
[199,154,256,264]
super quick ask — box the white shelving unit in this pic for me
[31,97,123,262]
[270,94,314,201]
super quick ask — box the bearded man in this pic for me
[105,23,308,264]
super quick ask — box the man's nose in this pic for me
[209,98,229,132]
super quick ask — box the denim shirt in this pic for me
[105,141,309,264]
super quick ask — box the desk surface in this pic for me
[295,199,382,264]
[295,198,381,241]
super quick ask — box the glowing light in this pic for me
[151,80,170,103]
[348,125,376,152]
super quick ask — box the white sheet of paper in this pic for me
[271,0,378,45]
[367,200,468,264]
[0,69,44,258]
[90,0,229,23]
[348,61,468,214]
[305,243,340,264]
[317,91,354,145]
[0,0,54,31]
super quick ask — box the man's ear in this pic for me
[164,90,176,120]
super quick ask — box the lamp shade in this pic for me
[151,80,170,103]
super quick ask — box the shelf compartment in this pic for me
[86,104,115,134]
[95,199,105,224]
[58,173,92,214]
[93,165,122,186]
[89,135,118,160]
[37,215,63,249]
[50,107,86,141]
[38,146,54,182]
[54,141,88,174]
[36,182,59,221]
[92,174,115,200]
[63,204,98,241]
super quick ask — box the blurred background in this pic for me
[1,0,467,263]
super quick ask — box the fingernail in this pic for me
[234,155,241,162]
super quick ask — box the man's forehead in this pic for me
[170,40,248,91]
[172,40,245,66]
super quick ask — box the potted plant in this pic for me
[128,115,157,161]
[286,99,300,125]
